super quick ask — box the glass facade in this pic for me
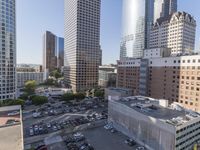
[154,0,177,22]
[57,37,64,68]
[0,0,16,100]
[120,0,154,59]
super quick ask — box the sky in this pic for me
[17,0,200,65]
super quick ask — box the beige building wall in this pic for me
[150,12,196,55]
[117,55,200,112]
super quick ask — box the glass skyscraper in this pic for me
[120,0,154,59]
[57,37,64,69]
[154,0,177,22]
[43,31,64,79]
[0,0,16,100]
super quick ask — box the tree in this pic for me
[18,92,29,100]
[61,93,74,102]
[94,89,104,98]
[74,93,85,100]
[0,99,25,107]
[50,69,62,79]
[24,80,36,94]
[45,78,55,86]
[32,96,48,106]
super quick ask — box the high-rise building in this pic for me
[154,0,177,22]
[120,0,154,59]
[150,12,196,55]
[57,37,64,69]
[43,31,57,73]
[43,31,64,76]
[64,0,101,92]
[0,0,16,100]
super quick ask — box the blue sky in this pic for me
[17,0,200,65]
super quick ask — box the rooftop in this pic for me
[0,105,23,150]
[115,96,200,127]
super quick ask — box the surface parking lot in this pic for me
[23,97,108,138]
[82,127,143,150]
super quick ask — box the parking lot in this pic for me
[82,127,144,150]
[23,97,108,138]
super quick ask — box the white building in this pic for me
[17,72,44,88]
[108,96,200,150]
[149,12,196,55]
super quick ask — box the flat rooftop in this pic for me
[115,96,200,126]
[0,105,23,150]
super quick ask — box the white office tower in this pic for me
[0,0,16,100]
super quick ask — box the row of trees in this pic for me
[61,93,85,102]
[0,99,25,107]
[30,96,48,106]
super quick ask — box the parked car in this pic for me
[104,124,113,130]
[136,146,145,150]
[29,127,34,136]
[125,139,136,146]
[8,111,19,116]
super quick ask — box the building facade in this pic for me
[108,96,200,150]
[0,0,16,100]
[57,37,64,69]
[99,65,117,88]
[120,0,154,59]
[17,64,42,73]
[64,0,101,92]
[154,0,177,22]
[17,72,44,88]
[16,64,44,88]
[150,12,196,55]
[117,48,200,112]
[43,31,64,74]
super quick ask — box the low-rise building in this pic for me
[17,64,44,88]
[105,88,132,100]
[108,96,200,150]
[17,72,44,88]
[0,105,24,150]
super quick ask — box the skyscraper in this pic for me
[43,31,64,77]
[43,31,57,73]
[0,0,16,100]
[57,37,64,69]
[120,0,154,59]
[64,0,101,92]
[154,0,177,22]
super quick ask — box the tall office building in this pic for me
[43,31,64,75]
[64,0,101,92]
[57,37,64,69]
[0,0,16,100]
[150,12,196,55]
[120,0,154,59]
[154,0,177,22]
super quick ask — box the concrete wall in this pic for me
[108,100,176,150]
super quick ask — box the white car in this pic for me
[136,146,145,150]
[47,123,51,128]
[104,124,113,130]
[8,111,20,116]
